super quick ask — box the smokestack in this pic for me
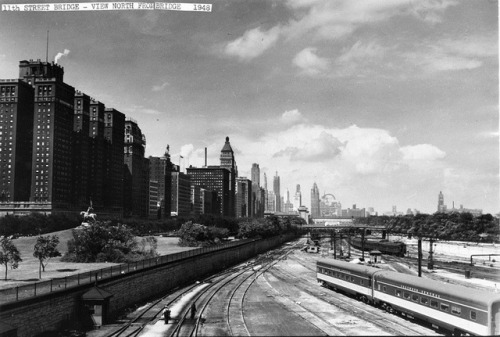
[204,147,207,167]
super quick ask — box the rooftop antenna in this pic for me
[46,30,49,63]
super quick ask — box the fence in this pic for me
[0,238,254,304]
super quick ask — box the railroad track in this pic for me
[263,252,444,336]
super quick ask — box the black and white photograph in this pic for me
[0,0,499,336]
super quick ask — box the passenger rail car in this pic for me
[317,259,500,336]
[350,237,406,257]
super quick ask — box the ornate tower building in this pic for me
[220,136,237,217]
[311,182,320,218]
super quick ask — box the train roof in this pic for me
[374,270,500,307]
[317,258,380,276]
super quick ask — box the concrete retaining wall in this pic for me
[0,235,294,337]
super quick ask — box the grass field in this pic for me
[0,229,196,290]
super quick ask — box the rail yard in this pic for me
[88,237,499,336]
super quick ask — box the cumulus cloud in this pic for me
[281,109,307,124]
[152,82,170,92]
[180,144,194,157]
[274,131,344,161]
[224,26,281,61]
[293,47,330,75]
[401,144,446,161]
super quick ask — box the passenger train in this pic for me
[317,258,500,336]
[350,237,407,257]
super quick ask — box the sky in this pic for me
[0,0,498,215]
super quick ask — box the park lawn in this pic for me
[0,229,195,290]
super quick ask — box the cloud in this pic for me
[180,144,194,158]
[152,82,170,92]
[401,144,446,161]
[224,26,281,61]
[220,0,459,61]
[281,109,307,124]
[405,35,497,73]
[293,47,330,75]
[337,40,386,63]
[127,105,162,115]
[54,49,70,64]
[273,131,344,161]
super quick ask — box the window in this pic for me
[396,290,401,297]
[470,311,476,320]
[440,303,449,312]
[420,297,428,305]
[451,306,461,316]
[411,294,419,302]
[383,286,387,293]
[403,292,410,300]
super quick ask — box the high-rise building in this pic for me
[437,191,446,212]
[251,163,263,217]
[263,172,268,212]
[284,189,294,213]
[171,171,191,217]
[292,184,302,210]
[187,166,230,216]
[236,177,252,218]
[310,182,320,218]
[266,190,276,212]
[273,171,281,212]
[149,180,159,219]
[103,107,125,217]
[220,136,237,217]
[0,79,34,202]
[124,119,149,217]
[0,59,135,218]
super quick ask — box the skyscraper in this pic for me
[250,163,262,217]
[273,171,281,212]
[293,184,302,210]
[220,136,237,217]
[437,191,446,212]
[0,79,34,202]
[311,182,320,218]
[124,119,149,217]
[236,177,252,217]
[187,166,230,216]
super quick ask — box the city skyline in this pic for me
[0,0,498,214]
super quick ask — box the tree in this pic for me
[0,236,22,280]
[33,235,61,279]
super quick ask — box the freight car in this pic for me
[317,258,500,336]
[350,237,406,257]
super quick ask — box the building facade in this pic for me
[273,171,281,212]
[187,166,230,216]
[310,182,320,218]
[123,120,150,218]
[236,177,252,218]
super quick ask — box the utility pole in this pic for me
[418,238,422,277]
[428,238,434,270]
[361,228,365,261]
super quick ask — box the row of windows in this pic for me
[0,86,16,95]
[320,268,368,286]
[380,285,476,320]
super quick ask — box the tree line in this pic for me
[354,212,499,242]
